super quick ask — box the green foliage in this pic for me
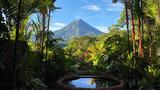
[104,32,128,61]
[140,65,160,89]
[65,36,97,59]
[0,10,10,39]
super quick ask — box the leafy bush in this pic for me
[140,65,160,89]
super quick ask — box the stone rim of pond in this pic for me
[56,73,125,90]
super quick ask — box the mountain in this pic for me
[54,19,103,42]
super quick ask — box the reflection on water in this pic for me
[64,77,119,88]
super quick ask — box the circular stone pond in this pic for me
[57,74,125,90]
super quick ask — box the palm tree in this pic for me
[124,0,130,54]
[130,0,136,58]
[133,0,143,58]
[0,0,16,39]
[12,0,55,86]
[46,0,57,61]
[138,0,143,58]
[113,0,145,59]
[142,0,159,62]
[33,0,58,80]
[112,0,134,56]
[13,0,22,86]
[37,0,50,60]
[140,0,144,57]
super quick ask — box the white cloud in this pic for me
[82,5,101,12]
[96,26,109,33]
[107,2,124,12]
[50,22,66,31]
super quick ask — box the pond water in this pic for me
[64,77,120,88]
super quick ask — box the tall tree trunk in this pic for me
[41,13,46,60]
[138,18,143,58]
[125,0,130,54]
[45,9,51,84]
[45,10,51,61]
[140,0,144,53]
[41,12,46,79]
[156,0,160,24]
[131,0,136,58]
[138,0,143,58]
[13,0,22,87]
[37,14,41,52]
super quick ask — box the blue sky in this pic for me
[50,0,124,33]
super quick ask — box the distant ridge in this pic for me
[54,19,103,42]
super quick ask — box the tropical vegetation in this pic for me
[0,0,160,89]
